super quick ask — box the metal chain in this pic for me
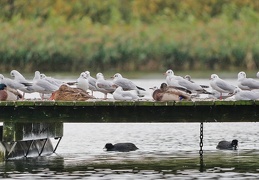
[199,122,204,172]
[199,122,203,155]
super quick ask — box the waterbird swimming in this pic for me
[216,139,238,150]
[104,143,138,152]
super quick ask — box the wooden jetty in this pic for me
[0,99,258,161]
[0,100,258,122]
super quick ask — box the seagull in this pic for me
[164,69,210,95]
[233,87,259,100]
[85,71,97,95]
[113,86,139,100]
[0,83,22,101]
[33,71,59,99]
[96,72,116,99]
[0,74,30,92]
[237,71,259,90]
[150,83,191,101]
[76,72,89,92]
[40,73,64,88]
[112,73,145,92]
[210,74,236,99]
[10,70,32,86]
[184,75,209,88]
[9,70,35,98]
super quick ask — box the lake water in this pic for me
[1,78,259,179]
[1,123,259,179]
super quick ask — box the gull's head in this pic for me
[184,75,191,81]
[164,69,174,76]
[85,71,90,76]
[96,72,104,79]
[10,70,19,78]
[238,71,246,79]
[0,74,4,80]
[210,74,219,80]
[113,73,122,79]
[79,72,87,79]
[33,71,41,80]
[40,73,46,79]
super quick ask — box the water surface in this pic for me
[1,123,259,179]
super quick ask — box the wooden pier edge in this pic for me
[0,100,258,122]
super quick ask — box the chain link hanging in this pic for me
[199,122,204,172]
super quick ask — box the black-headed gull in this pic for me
[164,69,210,95]
[112,73,145,92]
[184,74,209,88]
[237,71,259,90]
[9,70,35,98]
[113,86,138,100]
[76,72,89,92]
[96,72,116,99]
[210,74,236,99]
[85,71,97,95]
[0,74,31,92]
[33,71,59,99]
[233,87,259,100]
[40,73,64,87]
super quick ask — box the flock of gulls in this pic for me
[1,69,259,101]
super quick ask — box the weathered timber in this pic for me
[0,100,258,122]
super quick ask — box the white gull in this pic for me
[113,86,138,100]
[76,72,89,92]
[210,74,236,99]
[237,71,259,90]
[96,72,116,99]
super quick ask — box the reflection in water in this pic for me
[1,151,259,179]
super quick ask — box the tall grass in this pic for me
[0,7,259,73]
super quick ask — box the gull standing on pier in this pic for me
[76,72,89,92]
[112,73,145,96]
[164,69,210,95]
[85,71,97,95]
[210,74,236,99]
[96,72,116,99]
[0,74,32,93]
[237,71,259,90]
[33,71,59,99]
[40,73,64,88]
[9,70,35,98]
